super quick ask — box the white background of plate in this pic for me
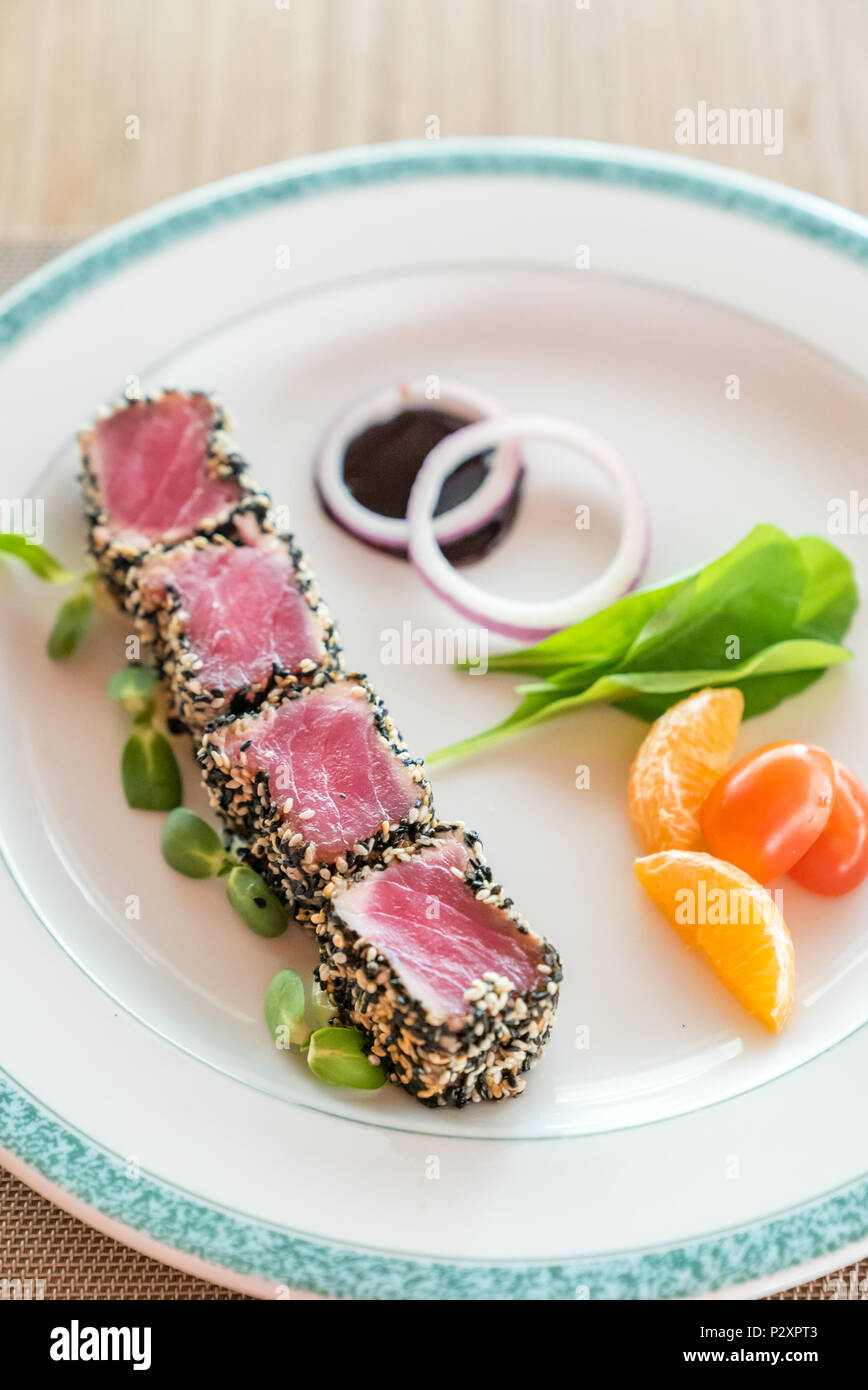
[2,160,868,1281]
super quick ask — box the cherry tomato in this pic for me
[700,741,835,883]
[789,761,868,896]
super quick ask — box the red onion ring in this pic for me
[313,379,522,551]
[407,415,649,642]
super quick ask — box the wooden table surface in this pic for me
[1,0,867,1302]
[2,0,867,238]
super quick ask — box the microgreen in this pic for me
[0,534,77,583]
[160,808,228,879]
[108,666,158,720]
[111,662,183,810]
[121,727,183,811]
[0,532,98,660]
[47,589,94,661]
[309,979,336,1030]
[264,969,311,1048]
[306,1026,387,1090]
[225,865,289,938]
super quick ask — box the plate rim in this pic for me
[3,1061,868,1300]
[2,134,868,356]
[2,136,868,1298]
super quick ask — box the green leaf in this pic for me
[108,665,158,719]
[430,526,858,763]
[306,1027,386,1090]
[47,589,93,660]
[573,638,849,706]
[0,533,76,583]
[225,865,289,938]
[476,577,687,678]
[264,969,311,1048]
[429,639,851,763]
[309,980,336,1030]
[618,525,801,674]
[160,808,224,878]
[621,537,859,722]
[121,728,183,811]
[792,535,857,643]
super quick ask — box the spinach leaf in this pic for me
[476,577,687,678]
[617,525,801,674]
[430,638,850,763]
[430,527,858,763]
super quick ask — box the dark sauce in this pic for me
[337,406,522,565]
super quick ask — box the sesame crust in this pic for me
[79,389,270,603]
[77,384,563,1106]
[314,825,562,1107]
[196,673,435,918]
[124,529,343,737]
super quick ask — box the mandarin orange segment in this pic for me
[634,850,795,1032]
[628,688,744,853]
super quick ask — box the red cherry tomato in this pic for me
[700,741,835,883]
[789,761,868,897]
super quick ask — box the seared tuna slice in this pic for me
[79,389,268,600]
[198,676,434,915]
[316,826,561,1107]
[127,524,342,736]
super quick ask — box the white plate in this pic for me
[1,139,868,1299]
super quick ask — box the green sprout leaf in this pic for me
[306,1027,386,1090]
[121,727,183,811]
[0,533,77,583]
[226,865,289,938]
[47,588,94,660]
[309,979,335,1030]
[108,665,159,721]
[264,969,311,1048]
[161,808,226,879]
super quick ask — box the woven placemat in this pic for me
[0,235,93,295]
[0,1169,250,1300]
[0,1165,863,1300]
[0,236,864,1301]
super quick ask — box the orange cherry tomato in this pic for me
[700,742,835,884]
[789,761,868,897]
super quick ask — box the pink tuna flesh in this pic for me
[88,393,242,543]
[142,543,325,693]
[333,836,542,1021]
[223,685,419,860]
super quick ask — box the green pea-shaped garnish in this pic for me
[161,808,226,879]
[48,588,94,660]
[264,969,310,1048]
[108,665,158,720]
[309,979,335,1030]
[306,1027,386,1090]
[121,727,183,811]
[226,865,289,938]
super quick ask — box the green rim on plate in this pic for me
[3,1065,868,1300]
[1,138,867,1298]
